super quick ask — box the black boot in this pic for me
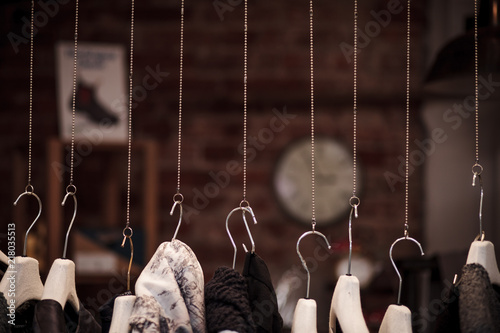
[71,82,119,125]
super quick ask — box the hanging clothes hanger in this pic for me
[0,0,44,307]
[109,230,135,333]
[41,188,79,311]
[291,1,333,331]
[226,204,257,269]
[329,201,369,333]
[464,0,500,286]
[291,229,331,333]
[108,3,136,330]
[0,188,44,308]
[379,2,425,331]
[329,2,369,331]
[41,0,82,311]
[379,235,424,333]
[465,166,500,285]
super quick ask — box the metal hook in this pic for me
[472,163,484,240]
[347,196,360,275]
[296,230,331,299]
[13,185,42,257]
[121,227,134,292]
[226,206,257,269]
[61,185,77,259]
[389,236,424,305]
[170,193,184,241]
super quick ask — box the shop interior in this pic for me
[1,0,500,332]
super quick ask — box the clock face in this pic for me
[273,137,357,225]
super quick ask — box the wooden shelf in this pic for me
[45,137,159,266]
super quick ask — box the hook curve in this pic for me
[121,227,134,292]
[14,188,42,257]
[472,164,484,240]
[226,206,257,269]
[347,196,360,275]
[296,230,331,299]
[389,236,424,305]
[61,186,77,259]
[170,193,184,241]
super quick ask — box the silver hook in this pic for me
[61,185,77,259]
[347,196,360,275]
[121,227,134,292]
[389,236,424,305]
[296,230,331,299]
[14,185,42,257]
[472,163,484,240]
[170,193,184,241]
[226,206,257,269]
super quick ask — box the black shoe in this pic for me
[71,82,119,125]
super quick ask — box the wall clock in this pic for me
[273,137,359,226]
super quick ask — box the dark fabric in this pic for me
[98,291,132,333]
[434,263,500,333]
[242,252,283,333]
[434,283,460,333]
[0,260,8,274]
[0,292,38,333]
[11,299,38,333]
[1,292,9,333]
[335,319,343,333]
[33,299,101,333]
[205,267,255,333]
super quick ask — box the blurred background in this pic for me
[1,0,500,332]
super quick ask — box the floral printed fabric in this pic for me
[129,240,206,333]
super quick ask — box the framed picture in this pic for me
[56,42,128,143]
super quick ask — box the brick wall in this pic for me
[0,0,426,331]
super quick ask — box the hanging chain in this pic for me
[170,0,185,235]
[59,0,80,259]
[120,0,135,292]
[472,0,482,181]
[68,0,79,189]
[241,0,249,206]
[309,0,316,229]
[404,0,411,237]
[176,0,185,196]
[125,0,135,231]
[26,0,35,190]
[471,0,484,239]
[474,0,479,165]
[350,0,360,218]
[352,0,358,197]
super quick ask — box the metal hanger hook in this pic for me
[14,187,42,257]
[226,206,257,269]
[389,236,424,305]
[61,185,77,259]
[170,193,184,241]
[296,230,331,299]
[347,197,360,275]
[472,164,484,240]
[121,226,134,292]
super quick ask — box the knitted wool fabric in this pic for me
[434,263,500,333]
[205,267,256,333]
[459,264,500,332]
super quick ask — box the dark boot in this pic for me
[71,82,119,125]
